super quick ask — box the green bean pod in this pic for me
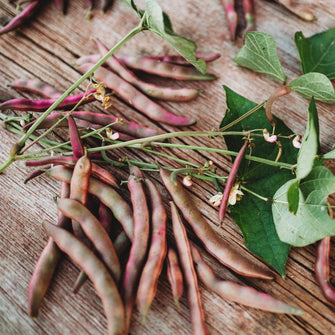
[28,182,70,318]
[122,166,150,332]
[136,179,167,320]
[43,221,126,335]
[57,198,121,283]
[190,243,303,315]
[171,202,209,335]
[160,168,274,280]
[46,166,134,241]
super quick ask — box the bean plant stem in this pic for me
[0,22,145,173]
[240,185,271,202]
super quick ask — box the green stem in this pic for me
[0,24,143,173]
[219,100,267,131]
[240,185,271,202]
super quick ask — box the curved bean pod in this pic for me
[219,140,248,223]
[23,111,160,138]
[191,244,303,315]
[70,155,92,245]
[28,182,71,318]
[46,166,134,240]
[315,236,335,305]
[94,40,200,102]
[68,116,85,159]
[43,221,126,335]
[136,179,167,320]
[26,157,119,189]
[122,166,150,332]
[77,63,196,126]
[171,202,209,335]
[166,247,184,308]
[146,53,221,65]
[0,91,96,111]
[0,1,41,35]
[160,168,274,280]
[11,78,61,99]
[116,56,217,81]
[57,198,121,283]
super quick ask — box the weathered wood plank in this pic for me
[1,1,335,334]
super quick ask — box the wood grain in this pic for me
[1,0,335,334]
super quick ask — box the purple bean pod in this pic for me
[116,56,217,81]
[11,78,61,99]
[0,91,96,111]
[43,221,126,335]
[146,53,221,65]
[54,0,66,14]
[46,166,135,241]
[122,166,150,332]
[191,243,303,315]
[218,140,248,223]
[68,116,85,159]
[24,111,160,138]
[94,40,200,102]
[77,63,196,126]
[221,0,238,41]
[28,182,71,317]
[315,236,335,305]
[0,1,41,35]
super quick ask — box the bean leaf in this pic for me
[295,28,335,79]
[289,73,335,103]
[273,166,335,247]
[234,32,287,83]
[123,0,207,74]
[220,86,298,275]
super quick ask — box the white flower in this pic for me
[228,185,244,206]
[106,128,120,140]
[209,192,223,207]
[263,129,277,143]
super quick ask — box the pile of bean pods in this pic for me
[0,48,308,333]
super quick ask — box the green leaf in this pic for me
[221,86,298,181]
[231,172,292,276]
[295,29,335,79]
[143,0,206,74]
[323,149,335,159]
[234,32,286,83]
[287,179,300,214]
[221,86,298,274]
[296,98,319,180]
[289,73,335,103]
[273,166,335,247]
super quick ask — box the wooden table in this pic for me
[1,0,335,334]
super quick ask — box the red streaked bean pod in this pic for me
[77,64,196,126]
[0,91,96,111]
[221,0,238,41]
[57,198,121,283]
[136,178,167,320]
[160,168,274,280]
[0,1,41,35]
[23,111,160,138]
[54,0,66,14]
[94,40,200,102]
[219,140,248,223]
[46,166,134,240]
[171,201,209,335]
[122,166,150,332]
[25,157,119,189]
[11,78,61,99]
[315,236,335,305]
[242,0,256,34]
[68,116,85,159]
[28,182,71,318]
[191,243,303,315]
[166,247,184,308]
[146,53,221,66]
[116,56,217,81]
[43,221,126,335]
